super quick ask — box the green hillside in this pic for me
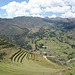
[0,40,73,75]
[0,17,75,75]
[27,25,75,67]
[0,17,75,46]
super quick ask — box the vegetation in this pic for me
[47,56,62,65]
[0,17,75,75]
[0,52,6,59]
[0,40,69,75]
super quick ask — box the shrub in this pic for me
[0,40,8,45]
[63,63,67,66]
[47,57,62,65]
[0,52,7,59]
[3,44,15,48]
[25,44,32,50]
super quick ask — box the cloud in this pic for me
[0,0,75,18]
[61,11,75,18]
[1,1,28,18]
[31,14,44,18]
[27,0,65,7]
[45,6,70,13]
[14,11,29,17]
[70,0,75,6]
[72,6,75,12]
[0,14,1,18]
[30,7,42,14]
[65,0,75,6]
[48,14,56,18]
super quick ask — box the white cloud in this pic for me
[31,14,44,18]
[0,14,1,18]
[61,11,75,18]
[68,0,75,6]
[63,0,75,6]
[14,11,29,17]
[27,0,40,8]
[72,6,75,12]
[0,0,75,18]
[1,1,28,18]
[30,7,42,14]
[41,0,65,7]
[27,0,65,7]
[49,0,65,7]
[48,14,56,18]
[45,6,70,13]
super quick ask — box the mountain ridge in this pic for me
[0,17,75,46]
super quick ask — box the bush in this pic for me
[47,57,62,65]
[0,52,7,59]
[63,63,67,66]
[0,40,8,45]
[67,52,75,60]
[39,43,44,48]
[3,44,15,48]
[25,44,32,50]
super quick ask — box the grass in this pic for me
[33,37,75,59]
[0,58,74,75]
[0,40,75,75]
[0,59,61,75]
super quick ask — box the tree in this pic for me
[39,43,44,48]
[26,44,32,50]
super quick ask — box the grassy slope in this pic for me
[0,17,75,75]
[0,40,68,75]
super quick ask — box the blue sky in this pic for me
[0,0,75,18]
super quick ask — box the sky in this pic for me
[0,0,75,18]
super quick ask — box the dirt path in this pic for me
[43,56,51,62]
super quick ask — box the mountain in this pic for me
[0,17,75,75]
[0,39,75,75]
[0,17,75,45]
[0,17,75,65]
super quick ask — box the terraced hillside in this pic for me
[10,48,39,63]
[0,40,75,75]
[0,17,75,47]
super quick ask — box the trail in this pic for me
[43,56,51,62]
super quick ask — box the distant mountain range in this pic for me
[0,17,75,47]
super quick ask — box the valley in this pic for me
[0,17,75,75]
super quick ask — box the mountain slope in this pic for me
[0,39,68,75]
[0,17,75,75]
[0,17,75,45]
[0,17,75,63]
